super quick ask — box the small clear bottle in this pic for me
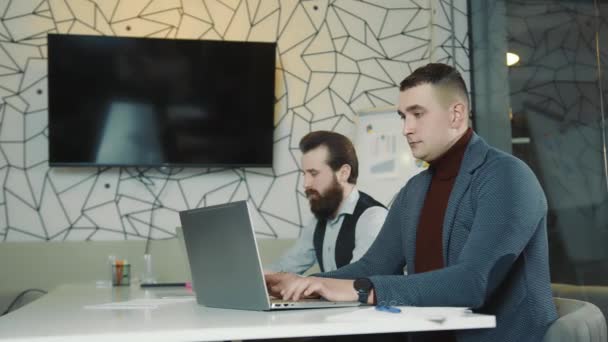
[141,253,157,284]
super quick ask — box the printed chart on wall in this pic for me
[355,107,427,207]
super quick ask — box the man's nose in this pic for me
[403,117,415,135]
[303,175,312,189]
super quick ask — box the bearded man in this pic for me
[267,131,388,274]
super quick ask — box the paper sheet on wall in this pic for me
[365,131,400,179]
[355,108,427,206]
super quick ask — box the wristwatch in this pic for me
[353,278,374,304]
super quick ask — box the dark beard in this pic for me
[306,179,344,221]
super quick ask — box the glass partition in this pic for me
[470,0,608,286]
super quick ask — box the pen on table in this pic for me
[375,305,401,313]
[375,306,447,323]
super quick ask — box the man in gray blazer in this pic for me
[266,63,557,342]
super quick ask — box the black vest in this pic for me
[313,191,386,272]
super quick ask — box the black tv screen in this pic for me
[47,34,276,167]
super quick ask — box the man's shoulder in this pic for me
[355,204,388,235]
[471,144,545,204]
[448,133,526,179]
[356,190,387,209]
[360,204,388,216]
[478,146,535,178]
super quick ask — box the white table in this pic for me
[0,284,495,341]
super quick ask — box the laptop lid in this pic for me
[179,201,271,311]
[174,226,192,283]
[179,201,361,311]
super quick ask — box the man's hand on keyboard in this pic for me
[265,272,357,302]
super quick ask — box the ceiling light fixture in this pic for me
[507,52,520,66]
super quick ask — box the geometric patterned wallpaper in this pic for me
[507,1,608,274]
[429,0,470,96]
[0,0,469,242]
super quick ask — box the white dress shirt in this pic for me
[267,188,388,274]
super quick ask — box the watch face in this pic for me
[354,278,373,292]
[354,278,372,304]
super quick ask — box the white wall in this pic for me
[0,0,470,242]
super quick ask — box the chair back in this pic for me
[542,297,607,342]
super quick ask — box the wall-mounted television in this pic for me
[47,34,276,167]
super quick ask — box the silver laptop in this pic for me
[178,201,361,311]
[174,226,192,283]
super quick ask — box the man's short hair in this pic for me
[299,131,358,184]
[399,63,469,107]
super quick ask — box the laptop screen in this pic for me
[179,201,271,310]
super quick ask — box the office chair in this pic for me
[542,297,607,342]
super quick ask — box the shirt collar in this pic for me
[327,186,359,224]
[429,127,473,180]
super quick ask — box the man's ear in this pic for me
[337,164,351,183]
[450,101,467,128]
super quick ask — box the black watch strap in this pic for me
[353,278,373,304]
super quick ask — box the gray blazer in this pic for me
[321,133,558,342]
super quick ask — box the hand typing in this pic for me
[264,272,358,302]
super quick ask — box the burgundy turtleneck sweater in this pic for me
[415,127,472,273]
[413,128,472,342]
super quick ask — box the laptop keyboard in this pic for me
[270,298,327,304]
